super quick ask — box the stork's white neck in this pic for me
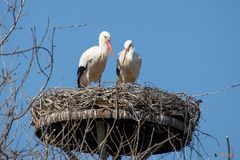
[99,41,109,55]
[128,47,135,56]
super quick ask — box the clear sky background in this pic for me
[2,0,240,159]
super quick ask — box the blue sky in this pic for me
[2,0,240,159]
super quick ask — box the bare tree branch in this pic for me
[0,0,25,47]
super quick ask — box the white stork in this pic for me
[116,40,142,84]
[77,31,113,88]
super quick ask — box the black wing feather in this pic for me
[116,59,120,79]
[77,66,86,88]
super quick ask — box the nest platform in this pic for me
[31,85,200,157]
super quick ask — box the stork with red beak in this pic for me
[77,31,113,88]
[116,40,142,84]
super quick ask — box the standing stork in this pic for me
[77,31,114,88]
[116,40,142,84]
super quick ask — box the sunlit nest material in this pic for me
[31,84,200,157]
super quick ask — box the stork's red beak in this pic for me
[106,41,114,55]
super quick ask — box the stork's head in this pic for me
[123,40,134,62]
[124,40,134,51]
[99,31,113,55]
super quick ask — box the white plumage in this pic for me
[77,31,113,87]
[117,40,142,83]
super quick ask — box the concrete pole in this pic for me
[96,119,107,160]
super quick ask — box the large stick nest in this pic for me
[31,84,200,156]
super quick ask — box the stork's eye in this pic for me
[104,36,107,39]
